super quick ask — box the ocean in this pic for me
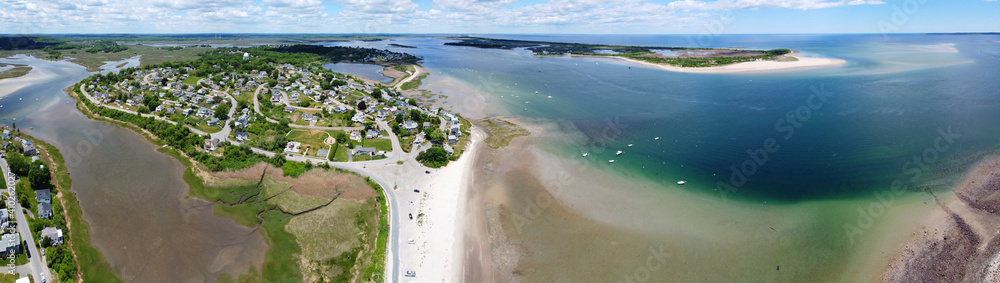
[329,34,1000,201]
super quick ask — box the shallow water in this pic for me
[322,62,394,83]
[347,34,1000,281]
[0,56,266,282]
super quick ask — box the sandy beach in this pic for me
[360,127,483,282]
[587,54,846,74]
[0,56,45,97]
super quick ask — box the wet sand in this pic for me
[461,117,936,282]
[885,157,1000,282]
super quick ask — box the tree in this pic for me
[335,131,348,144]
[215,103,231,121]
[416,147,450,168]
[8,153,29,176]
[372,88,382,100]
[407,98,417,106]
[29,160,52,191]
[357,100,367,111]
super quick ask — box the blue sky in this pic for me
[0,0,996,34]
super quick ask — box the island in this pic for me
[444,37,845,73]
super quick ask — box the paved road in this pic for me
[1,157,49,283]
[210,92,238,142]
[79,84,211,136]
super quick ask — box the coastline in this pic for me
[884,156,1000,282]
[574,54,846,74]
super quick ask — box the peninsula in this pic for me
[445,37,845,73]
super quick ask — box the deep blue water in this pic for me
[328,34,1000,201]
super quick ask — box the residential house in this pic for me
[204,138,220,151]
[351,113,366,123]
[235,131,249,142]
[1,233,20,257]
[301,113,317,122]
[22,145,38,156]
[403,120,418,131]
[155,105,166,112]
[351,146,378,156]
[0,141,7,149]
[448,135,459,144]
[366,129,380,139]
[38,203,52,219]
[1,129,10,140]
[349,131,362,141]
[450,124,462,137]
[443,144,455,155]
[39,227,63,246]
[197,107,213,117]
[284,107,296,113]
[181,108,194,116]
[207,117,220,126]
[35,189,51,204]
[284,142,301,153]
[333,106,347,113]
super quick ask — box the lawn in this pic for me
[286,130,334,157]
[331,144,350,162]
[194,123,223,134]
[182,75,204,86]
[361,138,393,152]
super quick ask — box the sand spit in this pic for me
[885,157,1000,282]
[575,54,846,74]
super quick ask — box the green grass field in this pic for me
[362,138,393,152]
[286,130,334,156]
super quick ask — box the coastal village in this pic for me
[1,128,71,283]
[81,49,470,166]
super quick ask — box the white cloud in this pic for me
[0,0,887,33]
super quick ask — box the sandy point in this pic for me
[596,54,847,74]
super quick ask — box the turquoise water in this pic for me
[331,34,1000,201]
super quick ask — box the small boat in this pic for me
[616,150,623,155]
[677,181,687,185]
[654,137,660,140]
[18,98,21,101]
[627,144,633,147]
[608,160,615,163]
[525,101,529,104]
[535,91,539,94]
[547,96,552,98]
[582,153,589,157]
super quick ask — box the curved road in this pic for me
[82,78,435,283]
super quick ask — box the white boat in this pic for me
[18,98,21,101]
[608,160,615,163]
[628,144,633,147]
[582,153,589,157]
[616,150,623,155]
[654,137,660,140]
[547,96,552,98]
[677,181,687,185]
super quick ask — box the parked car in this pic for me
[425,170,430,174]
[413,189,420,193]
[408,213,413,220]
[405,270,416,277]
